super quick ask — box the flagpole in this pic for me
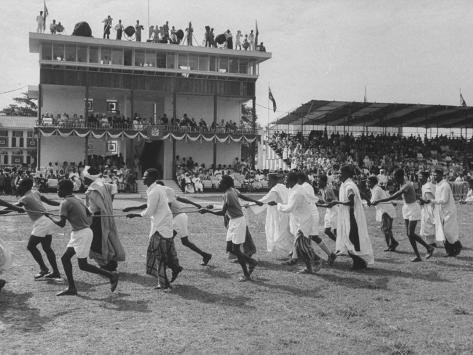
[267,83,270,131]
[147,0,150,31]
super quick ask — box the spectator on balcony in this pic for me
[115,20,124,40]
[163,21,170,42]
[242,34,249,50]
[248,30,255,51]
[210,121,216,131]
[204,26,211,47]
[135,20,144,42]
[160,113,169,125]
[235,30,242,50]
[103,15,112,39]
[258,42,266,52]
[50,19,57,34]
[224,29,233,49]
[36,11,45,33]
[209,28,215,47]
[190,117,198,130]
[198,118,208,131]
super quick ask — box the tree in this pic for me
[0,93,38,116]
[241,104,262,130]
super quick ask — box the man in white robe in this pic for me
[269,172,320,273]
[417,171,436,246]
[431,169,462,257]
[252,174,293,257]
[329,165,374,269]
[298,172,337,265]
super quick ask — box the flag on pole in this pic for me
[363,86,367,103]
[460,92,467,107]
[255,20,259,49]
[268,87,277,112]
[43,0,48,31]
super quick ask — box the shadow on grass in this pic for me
[374,257,405,265]
[172,284,255,309]
[118,272,156,287]
[0,290,52,332]
[201,265,233,279]
[77,292,151,313]
[252,278,324,298]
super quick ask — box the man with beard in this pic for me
[84,166,125,272]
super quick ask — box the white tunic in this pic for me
[420,182,436,237]
[277,185,315,238]
[433,179,459,243]
[370,185,396,222]
[300,182,320,236]
[255,183,293,256]
[336,179,374,264]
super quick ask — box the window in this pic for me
[89,47,99,63]
[53,43,64,61]
[157,53,166,68]
[65,45,76,61]
[188,55,198,70]
[145,51,156,67]
[101,48,111,65]
[0,130,7,137]
[239,60,248,74]
[41,43,52,60]
[218,57,228,73]
[77,46,87,62]
[178,54,188,69]
[11,131,23,148]
[111,49,123,65]
[2,154,7,165]
[198,56,209,71]
[135,50,145,66]
[229,58,238,73]
[210,56,217,71]
[124,49,133,66]
[166,53,175,69]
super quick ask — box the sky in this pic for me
[1,0,473,126]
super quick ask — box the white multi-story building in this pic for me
[28,31,271,178]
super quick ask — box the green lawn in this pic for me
[0,195,472,354]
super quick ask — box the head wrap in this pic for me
[83,166,101,181]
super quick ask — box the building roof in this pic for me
[273,100,473,128]
[29,32,271,64]
[0,116,36,129]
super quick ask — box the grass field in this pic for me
[0,194,473,354]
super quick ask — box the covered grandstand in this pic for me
[271,100,473,136]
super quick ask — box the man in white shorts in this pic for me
[373,169,434,262]
[17,178,62,280]
[47,180,118,296]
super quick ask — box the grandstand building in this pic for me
[28,31,271,178]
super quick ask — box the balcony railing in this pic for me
[36,120,257,136]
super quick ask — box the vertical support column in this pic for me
[213,94,217,169]
[131,89,135,121]
[251,96,256,168]
[36,129,41,171]
[173,91,177,121]
[38,84,42,124]
[172,137,176,179]
[84,84,89,164]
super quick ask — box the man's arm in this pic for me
[237,192,264,206]
[123,204,147,212]
[200,203,227,216]
[46,214,67,228]
[331,191,355,207]
[176,196,202,209]
[40,195,60,206]
[372,188,403,206]
[0,199,25,213]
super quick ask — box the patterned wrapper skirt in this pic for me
[294,231,318,265]
[146,232,180,285]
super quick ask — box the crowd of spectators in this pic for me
[40,111,254,134]
[36,10,267,51]
[175,155,270,193]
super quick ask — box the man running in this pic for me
[47,180,118,296]
[16,178,62,280]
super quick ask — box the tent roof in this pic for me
[273,100,473,128]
